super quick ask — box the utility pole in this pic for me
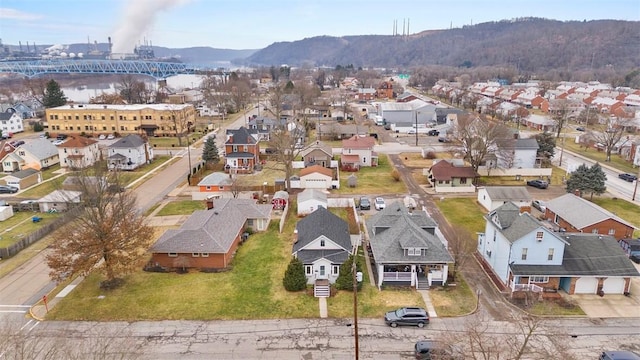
[415,110,419,146]
[186,133,192,185]
[633,167,640,201]
[352,250,360,360]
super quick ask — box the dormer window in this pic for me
[407,248,422,256]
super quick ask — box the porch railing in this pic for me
[511,283,543,293]
[382,272,412,282]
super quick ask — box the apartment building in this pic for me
[45,103,196,137]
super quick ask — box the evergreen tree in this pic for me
[566,163,607,199]
[42,79,67,108]
[283,257,307,291]
[201,136,220,165]
[533,132,556,163]
[335,254,362,291]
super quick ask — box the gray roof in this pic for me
[483,186,532,202]
[300,140,332,157]
[485,202,551,243]
[2,168,38,179]
[293,206,351,254]
[197,172,233,186]
[295,249,349,265]
[545,193,636,230]
[109,134,146,148]
[0,112,16,120]
[511,234,640,277]
[38,190,81,203]
[226,127,256,145]
[496,138,539,150]
[367,201,453,264]
[19,139,58,160]
[150,198,272,254]
[297,189,327,204]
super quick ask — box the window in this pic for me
[591,229,599,234]
[205,186,211,190]
[332,265,339,275]
[608,228,615,235]
[460,177,467,184]
[548,248,554,261]
[320,239,325,247]
[192,253,200,257]
[536,231,544,242]
[168,253,177,257]
[305,266,312,275]
[521,248,528,260]
[554,214,560,224]
[530,276,549,283]
[201,253,209,257]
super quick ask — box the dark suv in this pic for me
[427,129,439,136]
[358,197,371,210]
[526,179,549,189]
[385,307,429,328]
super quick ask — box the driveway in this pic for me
[567,264,640,318]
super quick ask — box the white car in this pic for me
[52,139,64,146]
[374,197,386,210]
[98,134,106,140]
[107,134,115,140]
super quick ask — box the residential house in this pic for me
[247,116,286,142]
[340,135,378,171]
[376,79,394,99]
[367,201,454,289]
[38,190,82,212]
[297,189,328,216]
[477,202,638,296]
[522,114,556,132]
[107,134,153,170]
[0,168,41,190]
[426,159,478,193]
[318,123,367,141]
[58,136,100,169]
[299,165,335,190]
[544,193,636,240]
[396,92,419,103]
[292,206,352,289]
[356,88,376,101]
[300,140,334,168]
[477,186,532,211]
[0,110,25,136]
[2,102,38,120]
[377,100,436,128]
[224,127,260,174]
[1,139,59,172]
[197,172,233,192]
[488,138,540,170]
[149,198,272,270]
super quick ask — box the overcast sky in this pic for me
[1,0,638,51]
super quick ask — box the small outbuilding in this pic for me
[297,189,328,216]
[37,190,82,213]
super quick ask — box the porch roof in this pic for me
[297,249,349,264]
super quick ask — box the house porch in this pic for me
[376,264,448,289]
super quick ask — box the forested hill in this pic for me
[242,18,640,73]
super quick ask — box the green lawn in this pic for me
[435,197,486,234]
[562,141,636,174]
[0,211,62,248]
[156,200,206,216]
[591,197,640,237]
[428,278,476,316]
[337,154,407,195]
[19,175,68,198]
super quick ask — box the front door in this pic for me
[319,265,326,278]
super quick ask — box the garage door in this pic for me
[574,277,598,294]
[304,179,327,189]
[602,278,625,294]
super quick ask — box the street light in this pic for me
[414,110,419,146]
[186,132,192,185]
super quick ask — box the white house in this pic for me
[38,190,82,213]
[477,202,638,295]
[107,134,152,170]
[340,135,378,170]
[297,188,328,216]
[292,207,353,290]
[58,136,100,169]
[1,139,59,172]
[0,111,25,137]
[477,186,532,211]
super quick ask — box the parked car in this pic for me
[384,124,391,130]
[9,140,25,147]
[630,255,640,264]
[414,340,462,360]
[576,126,586,131]
[526,179,549,189]
[374,197,386,210]
[52,139,64,146]
[0,185,19,194]
[408,129,417,134]
[56,134,68,140]
[385,307,430,328]
[98,134,106,140]
[618,173,638,182]
[107,134,115,140]
[358,197,371,210]
[438,136,450,143]
[427,129,439,136]
[532,200,546,212]
[599,351,640,360]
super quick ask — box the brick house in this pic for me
[224,127,260,174]
[544,193,636,240]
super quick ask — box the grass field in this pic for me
[435,197,486,235]
[337,154,407,195]
[562,140,636,174]
[0,211,61,248]
[155,200,206,216]
[592,197,640,237]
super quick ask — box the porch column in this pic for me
[377,264,384,289]
[442,264,449,284]
[411,265,417,287]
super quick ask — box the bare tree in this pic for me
[588,116,631,162]
[45,160,153,289]
[117,75,152,104]
[269,124,305,191]
[167,105,192,147]
[447,228,477,282]
[551,99,571,138]
[454,114,512,173]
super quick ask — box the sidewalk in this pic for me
[30,275,85,321]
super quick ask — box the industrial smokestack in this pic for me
[111,0,191,54]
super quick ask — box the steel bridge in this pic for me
[0,59,223,79]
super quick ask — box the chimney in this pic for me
[206,196,215,210]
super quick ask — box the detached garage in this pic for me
[299,165,334,190]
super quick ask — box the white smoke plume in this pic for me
[111,0,190,54]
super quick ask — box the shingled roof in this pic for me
[429,159,478,181]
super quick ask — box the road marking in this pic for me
[28,321,40,332]
[21,319,34,331]
[0,305,31,307]
[0,310,27,313]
